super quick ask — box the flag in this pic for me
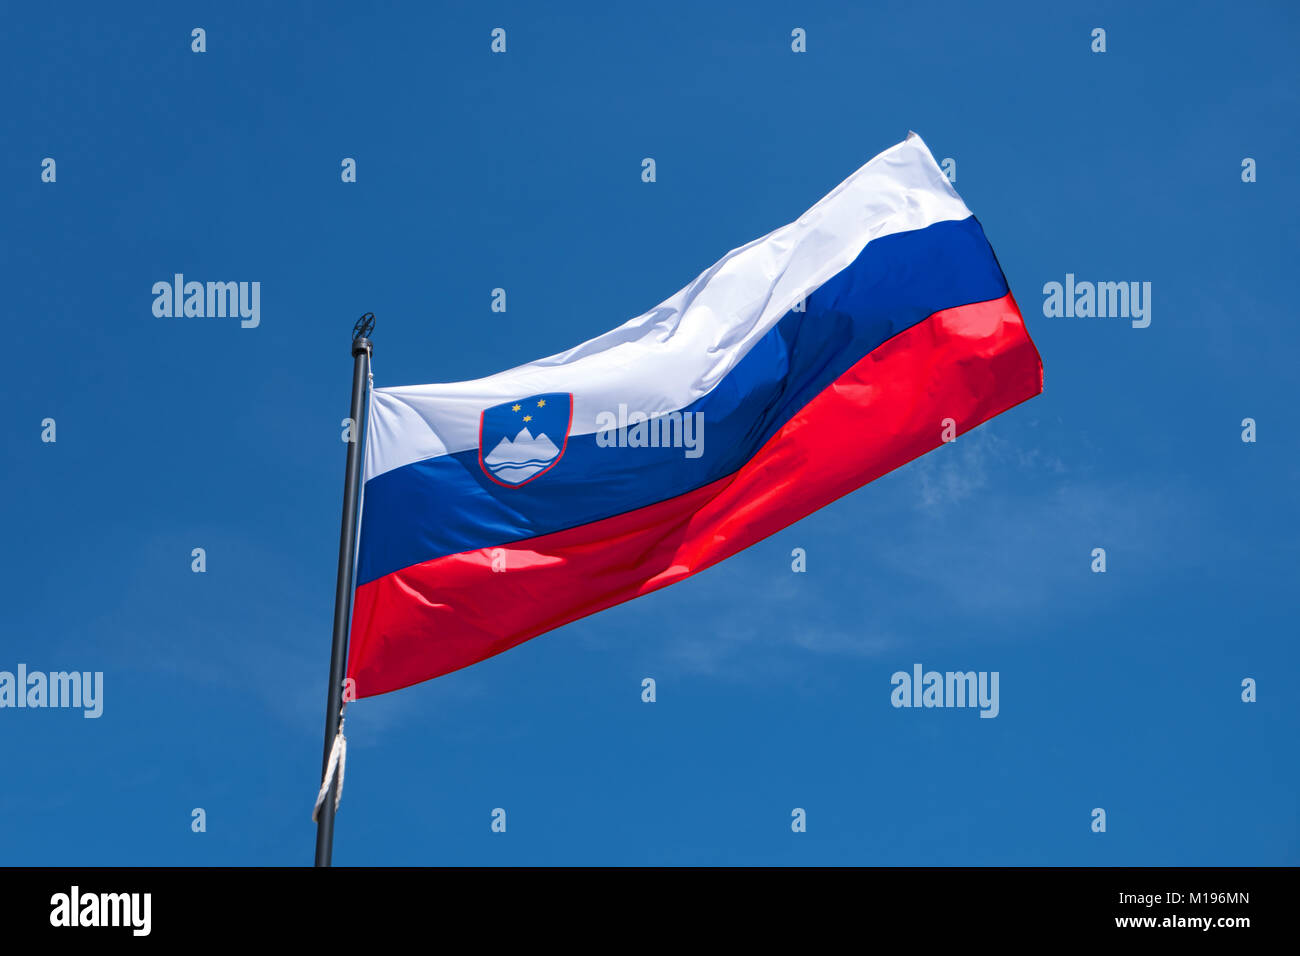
[347,132,1043,697]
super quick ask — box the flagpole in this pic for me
[314,313,374,867]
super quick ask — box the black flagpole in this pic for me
[314,313,374,867]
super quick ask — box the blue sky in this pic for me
[2,0,1297,865]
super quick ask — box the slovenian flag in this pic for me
[348,133,1043,698]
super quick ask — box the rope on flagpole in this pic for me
[312,710,347,822]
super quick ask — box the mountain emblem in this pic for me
[478,392,573,487]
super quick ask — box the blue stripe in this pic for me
[358,215,1007,584]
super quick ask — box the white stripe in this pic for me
[365,132,968,482]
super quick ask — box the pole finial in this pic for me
[352,313,375,356]
[353,312,376,341]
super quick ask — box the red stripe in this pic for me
[348,293,1042,697]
